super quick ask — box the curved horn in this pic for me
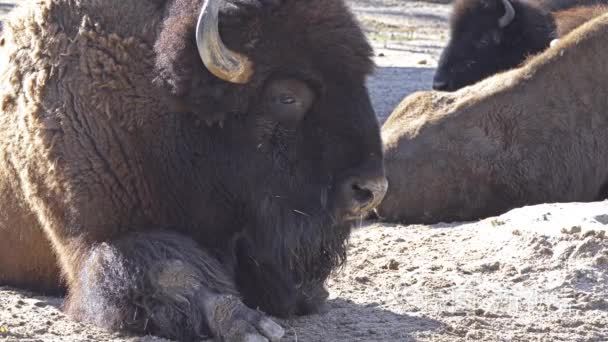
[196,0,254,84]
[498,0,515,28]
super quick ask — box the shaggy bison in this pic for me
[432,0,607,91]
[0,0,387,341]
[377,14,608,224]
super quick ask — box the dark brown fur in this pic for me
[433,0,608,91]
[0,0,384,341]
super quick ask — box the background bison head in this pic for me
[152,0,387,316]
[433,0,555,91]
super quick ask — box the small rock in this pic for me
[417,59,427,65]
[511,274,529,283]
[441,310,467,317]
[474,308,485,316]
[430,264,443,271]
[561,225,582,234]
[34,327,48,334]
[465,330,484,339]
[388,259,400,270]
[354,276,370,283]
[519,266,532,274]
[480,261,500,272]
[484,312,509,318]
[34,302,47,308]
[378,52,385,57]
[491,219,505,226]
[403,277,418,286]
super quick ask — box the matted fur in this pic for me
[0,0,384,340]
[378,13,608,224]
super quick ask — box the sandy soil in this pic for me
[2,1,608,342]
[3,201,607,342]
[350,0,450,121]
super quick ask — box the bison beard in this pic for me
[233,212,349,317]
[0,0,387,341]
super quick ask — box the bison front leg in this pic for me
[64,231,284,342]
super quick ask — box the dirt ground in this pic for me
[1,1,608,342]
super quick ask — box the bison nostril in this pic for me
[346,177,389,214]
[352,183,374,206]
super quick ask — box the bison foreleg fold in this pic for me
[63,231,284,341]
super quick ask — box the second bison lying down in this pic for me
[0,0,386,341]
[433,0,607,91]
[378,13,608,224]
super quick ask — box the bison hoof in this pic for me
[207,295,285,342]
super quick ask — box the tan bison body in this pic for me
[377,13,608,224]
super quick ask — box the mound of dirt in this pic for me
[310,201,608,341]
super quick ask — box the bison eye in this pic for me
[263,79,315,125]
[474,31,501,49]
[279,94,296,105]
[474,36,490,48]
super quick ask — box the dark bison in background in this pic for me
[432,0,608,91]
[377,14,608,224]
[0,0,387,341]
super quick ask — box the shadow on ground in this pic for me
[283,298,444,342]
[0,1,15,15]
[0,286,444,342]
[367,66,435,123]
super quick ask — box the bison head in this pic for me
[433,0,554,91]
[153,0,387,316]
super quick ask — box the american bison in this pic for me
[0,0,387,341]
[377,13,608,224]
[432,0,607,91]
